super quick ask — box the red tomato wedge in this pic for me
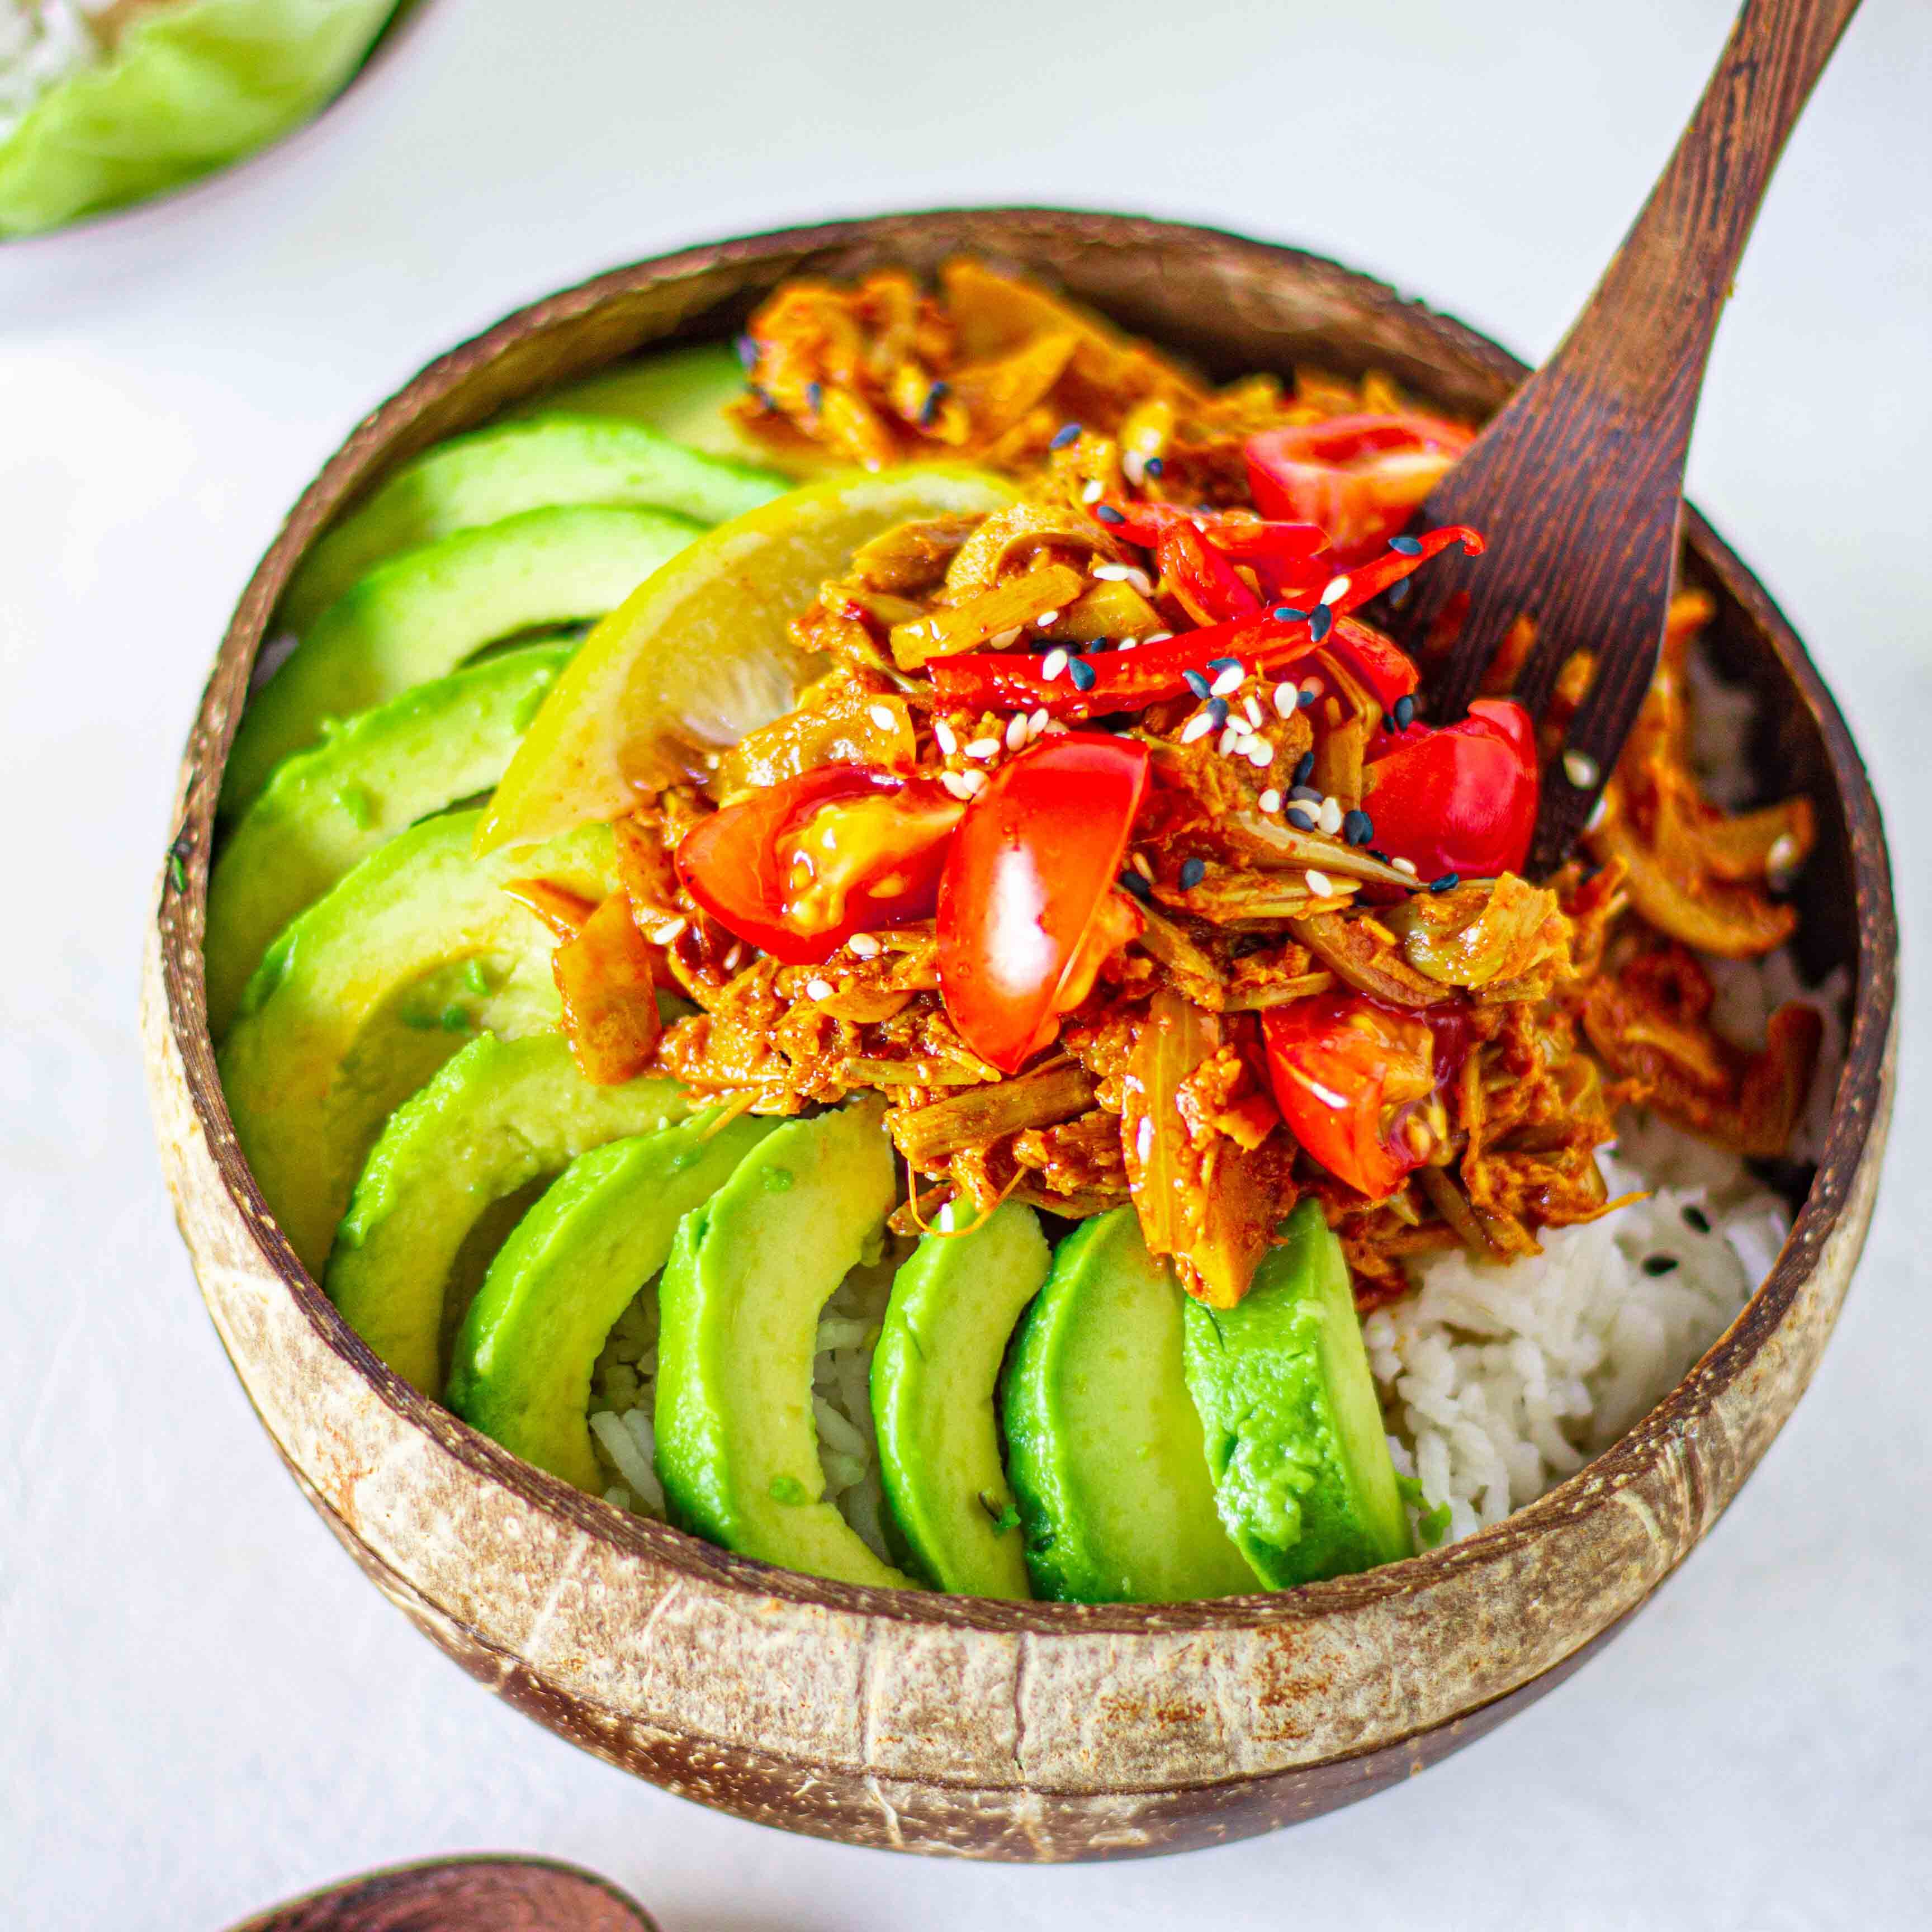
[675,765,962,965]
[1245,413,1474,562]
[1262,995,1444,1199]
[937,734,1150,1073]
[1362,698,1538,881]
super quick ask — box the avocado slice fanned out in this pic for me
[446,1110,779,1492]
[222,502,704,817]
[872,1202,1050,1598]
[1002,1209,1259,1603]
[280,415,791,633]
[218,808,617,1276]
[205,643,572,1038]
[325,1033,689,1395]
[1182,1199,1414,1588]
[655,1099,912,1590]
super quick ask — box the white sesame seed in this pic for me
[648,918,686,945]
[965,736,1002,760]
[1767,831,1800,874]
[1041,718,1069,735]
[1320,574,1352,607]
[723,943,746,970]
[987,626,1023,649]
[1143,631,1173,645]
[1122,449,1147,486]
[1117,636,1139,651]
[1081,479,1105,504]
[1006,712,1030,750]
[1091,562,1132,581]
[805,977,835,1001]
[1243,695,1265,728]
[1301,675,1325,699]
[1258,788,1282,813]
[1131,851,1155,880]
[933,718,959,755]
[1210,664,1244,697]
[1180,711,1216,744]
[957,768,987,797]
[1218,726,1245,757]
[1272,681,1299,719]
[1035,608,1062,628]
[1585,794,1609,833]
[1318,797,1343,836]
[1392,857,1419,877]
[1247,740,1275,769]
[1305,869,1335,898]
[1562,749,1600,790]
[1136,1115,1154,1162]
[848,932,882,958]
[1124,567,1156,596]
[1042,647,1069,681]
[1028,707,1050,736]
[940,770,974,801]
[868,703,897,731]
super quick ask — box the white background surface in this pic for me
[3,2,1928,1925]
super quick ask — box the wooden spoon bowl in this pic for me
[143,209,1897,1862]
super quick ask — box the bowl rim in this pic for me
[154,205,1899,1645]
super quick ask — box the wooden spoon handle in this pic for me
[1558,0,1860,431]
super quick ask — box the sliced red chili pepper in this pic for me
[1361,698,1538,880]
[1244,413,1474,561]
[675,765,961,965]
[1155,518,1263,625]
[936,733,1149,1073]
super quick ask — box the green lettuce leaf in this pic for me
[0,0,400,239]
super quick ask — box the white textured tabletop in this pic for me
[3,2,1927,1925]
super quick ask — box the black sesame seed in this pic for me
[920,380,949,428]
[1642,1255,1681,1277]
[1095,504,1125,525]
[1068,657,1097,692]
[1343,809,1374,847]
[1388,576,1413,608]
[735,334,760,371]
[1429,872,1460,893]
[1389,534,1423,556]
[1292,751,1315,786]
[1206,697,1229,727]
[1183,670,1211,699]
[1369,849,1394,864]
[1290,785,1323,804]
[1118,868,1152,901]
[1087,636,1111,654]
[1393,694,1416,730]
[1286,807,1319,831]
[1179,858,1207,890]
[1144,455,1165,477]
[806,380,824,413]
[1682,1205,1713,1234]
[1206,656,1241,673]
[1297,687,1318,711]
[1309,604,1333,643]
[1049,420,1082,451]
[1272,605,1308,623]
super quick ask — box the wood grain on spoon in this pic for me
[223,1856,656,1932]
[1389,0,1860,872]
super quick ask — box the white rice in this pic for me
[0,2,112,143]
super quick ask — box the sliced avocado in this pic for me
[446,1110,778,1491]
[218,808,617,1276]
[280,415,790,633]
[205,643,571,1038]
[223,503,703,817]
[1182,1199,1414,1587]
[324,1033,687,1394]
[522,342,836,477]
[655,1100,911,1589]
[1002,1209,1258,1603]
[871,1202,1050,1598]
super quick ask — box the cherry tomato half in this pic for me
[1361,698,1538,882]
[1244,413,1474,563]
[937,733,1150,1073]
[675,765,961,965]
[1262,995,1443,1198]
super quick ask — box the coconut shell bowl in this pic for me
[143,210,1897,1862]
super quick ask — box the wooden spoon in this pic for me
[1386,0,1859,872]
[222,1855,657,1932]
